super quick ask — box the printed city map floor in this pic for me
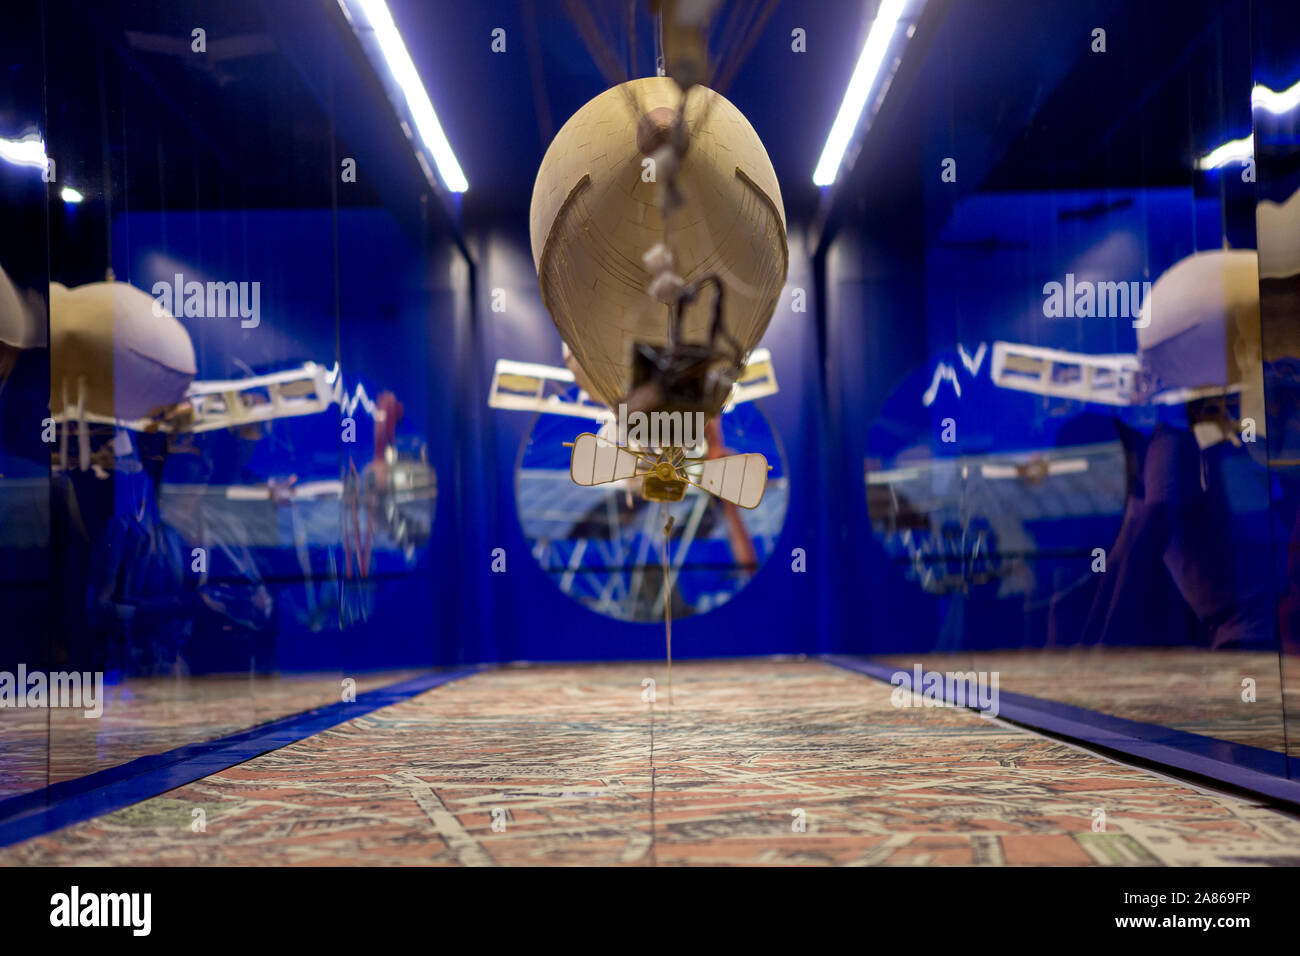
[873,649,1298,755]
[4,658,1300,866]
[1,671,425,800]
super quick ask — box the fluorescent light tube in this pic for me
[813,0,907,186]
[354,0,468,193]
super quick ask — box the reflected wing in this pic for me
[51,361,337,433]
[186,362,335,432]
[991,341,1139,406]
[694,452,768,509]
[490,351,776,419]
[569,432,643,486]
[488,359,611,421]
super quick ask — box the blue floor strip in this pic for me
[0,664,490,848]
[824,655,1300,807]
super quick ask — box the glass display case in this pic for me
[0,0,471,804]
[825,0,1300,789]
[1,0,1297,839]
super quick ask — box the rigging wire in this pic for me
[711,0,780,94]
[662,504,675,704]
[564,0,644,123]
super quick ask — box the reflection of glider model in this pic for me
[866,444,1125,596]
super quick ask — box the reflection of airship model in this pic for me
[528,76,787,508]
[47,279,346,439]
[0,264,44,351]
[992,185,1300,417]
[0,263,46,390]
[993,249,1267,418]
[1134,249,1261,404]
[44,278,429,531]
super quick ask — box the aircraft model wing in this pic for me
[491,349,779,420]
[489,359,611,421]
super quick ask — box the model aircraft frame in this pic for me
[488,347,779,422]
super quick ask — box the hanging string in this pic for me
[710,0,780,95]
[662,503,675,704]
[98,44,114,281]
[655,8,665,76]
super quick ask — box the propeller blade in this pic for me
[569,432,641,486]
[695,452,768,509]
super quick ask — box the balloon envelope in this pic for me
[530,77,787,412]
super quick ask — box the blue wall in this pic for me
[461,221,831,662]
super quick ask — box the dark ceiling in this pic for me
[23,0,1297,256]
[388,0,866,221]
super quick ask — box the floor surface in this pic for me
[5,659,1300,866]
[875,649,1297,755]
